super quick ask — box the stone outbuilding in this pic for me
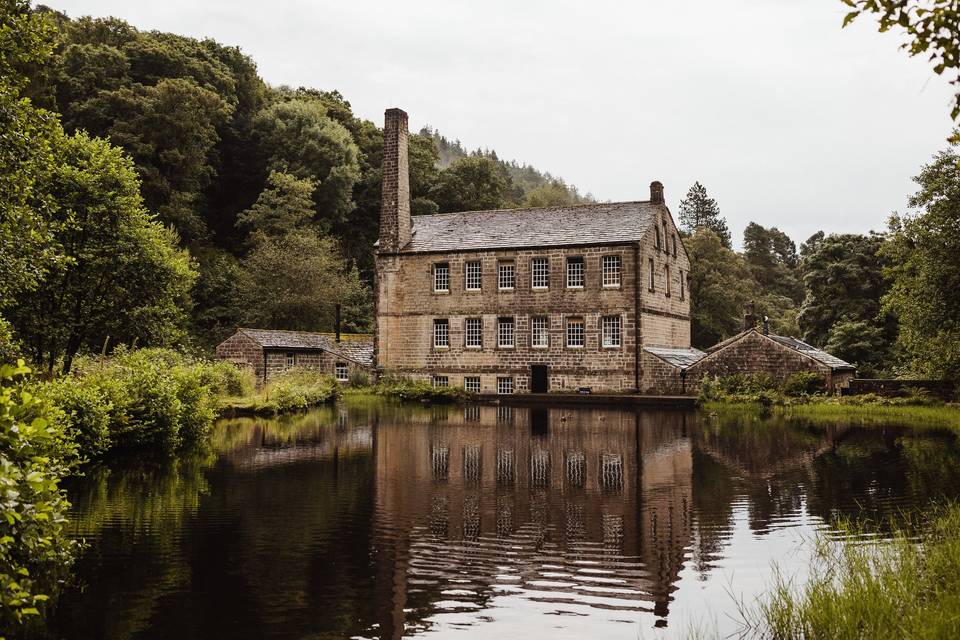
[215,328,374,384]
[648,328,856,395]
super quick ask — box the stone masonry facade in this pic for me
[374,108,692,394]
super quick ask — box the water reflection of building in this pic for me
[372,405,693,638]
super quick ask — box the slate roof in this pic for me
[238,329,374,367]
[402,201,661,253]
[644,346,706,368]
[706,329,855,371]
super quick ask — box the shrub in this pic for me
[782,371,826,397]
[201,361,256,398]
[375,374,470,403]
[261,369,340,413]
[347,367,370,388]
[0,362,78,632]
[42,377,113,460]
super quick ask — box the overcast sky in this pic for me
[49,0,955,246]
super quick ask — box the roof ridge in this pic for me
[413,200,652,220]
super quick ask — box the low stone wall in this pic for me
[842,379,956,401]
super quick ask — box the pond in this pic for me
[38,400,960,639]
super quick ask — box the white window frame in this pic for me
[497,377,514,395]
[285,352,295,368]
[602,316,621,348]
[531,257,550,289]
[433,262,450,293]
[531,316,549,349]
[433,319,449,348]
[465,317,483,349]
[566,318,585,348]
[335,362,349,381]
[464,260,482,291]
[497,317,515,348]
[648,258,655,292]
[566,257,584,288]
[498,261,515,290]
[432,375,449,388]
[464,376,481,393]
[602,255,621,288]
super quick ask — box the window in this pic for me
[602,316,621,348]
[648,258,655,291]
[672,234,677,257]
[680,269,686,301]
[433,319,449,348]
[433,262,449,292]
[464,376,481,393]
[665,265,672,297]
[465,260,482,291]
[531,257,549,288]
[566,256,584,288]
[498,261,515,290]
[497,317,515,348]
[602,255,621,287]
[663,221,669,251]
[566,318,585,348]
[531,316,549,348]
[334,362,349,381]
[465,317,483,348]
[432,375,449,388]
[285,352,295,368]
[655,225,662,250]
[497,377,514,394]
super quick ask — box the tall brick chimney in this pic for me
[379,108,411,253]
[650,181,664,205]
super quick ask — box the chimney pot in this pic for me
[650,181,664,205]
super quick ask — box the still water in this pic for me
[40,401,960,639]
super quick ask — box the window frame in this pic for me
[464,376,481,393]
[335,362,349,381]
[655,226,662,250]
[566,317,585,349]
[665,264,672,297]
[497,260,515,291]
[433,318,450,349]
[285,352,296,368]
[648,258,655,292]
[433,262,450,293]
[680,269,686,301]
[566,256,585,289]
[464,260,482,291]
[602,315,622,348]
[602,254,622,288]
[432,375,449,388]
[497,376,514,395]
[531,315,549,349]
[497,316,515,348]
[672,234,678,257]
[464,317,483,349]
[531,257,550,289]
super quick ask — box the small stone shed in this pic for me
[215,328,374,384]
[645,329,856,395]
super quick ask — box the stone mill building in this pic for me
[374,108,698,394]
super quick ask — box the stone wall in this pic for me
[215,331,265,380]
[264,349,370,384]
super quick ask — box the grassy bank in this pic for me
[344,374,472,404]
[220,368,340,415]
[741,503,960,639]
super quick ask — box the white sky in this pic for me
[48,0,956,247]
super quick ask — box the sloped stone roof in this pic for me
[706,329,854,371]
[400,201,661,253]
[644,346,707,368]
[237,329,374,367]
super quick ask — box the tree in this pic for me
[236,171,315,241]
[5,132,196,374]
[254,97,360,231]
[798,233,894,370]
[743,222,803,303]
[841,0,960,128]
[430,157,514,213]
[237,230,370,333]
[882,138,960,380]
[525,181,575,208]
[686,228,754,347]
[678,182,731,248]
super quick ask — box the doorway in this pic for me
[530,364,548,393]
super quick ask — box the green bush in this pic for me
[42,377,113,459]
[260,368,340,413]
[0,362,78,632]
[782,371,827,397]
[200,361,256,398]
[347,367,370,388]
[375,374,470,403]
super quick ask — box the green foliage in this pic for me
[0,361,78,632]
[430,156,513,213]
[375,374,471,403]
[678,181,731,248]
[347,367,370,388]
[258,369,340,413]
[4,131,196,374]
[743,222,803,303]
[841,0,960,124]
[686,228,754,347]
[524,181,577,207]
[782,371,827,397]
[882,138,960,382]
[750,502,960,639]
[237,229,371,333]
[237,170,316,241]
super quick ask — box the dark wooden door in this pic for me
[530,364,548,393]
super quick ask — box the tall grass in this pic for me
[244,368,341,414]
[742,504,960,639]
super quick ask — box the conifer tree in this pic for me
[678,182,731,248]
